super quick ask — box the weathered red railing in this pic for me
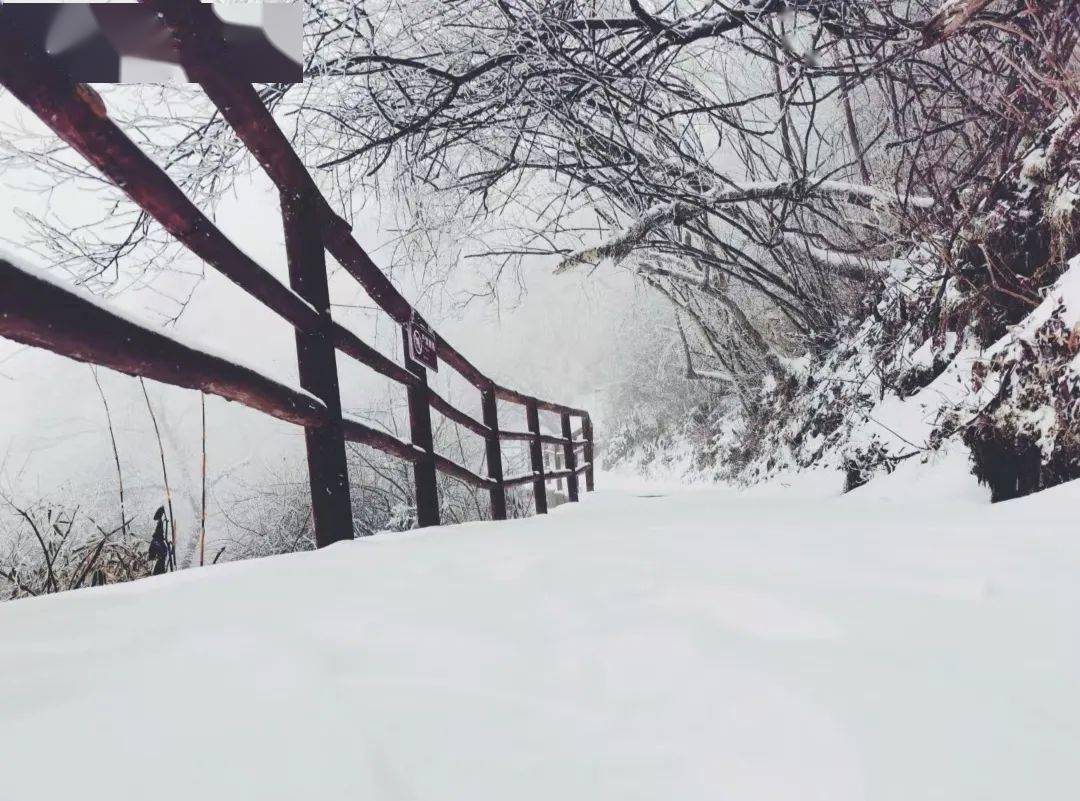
[0,1,595,547]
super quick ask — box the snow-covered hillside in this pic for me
[605,104,1079,500]
[2,464,1078,800]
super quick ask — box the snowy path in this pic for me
[1,461,1079,800]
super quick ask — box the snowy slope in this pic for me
[2,464,1079,801]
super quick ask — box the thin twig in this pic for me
[91,366,128,540]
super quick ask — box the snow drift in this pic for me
[2,471,1079,800]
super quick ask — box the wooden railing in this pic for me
[0,0,595,547]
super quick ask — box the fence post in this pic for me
[525,398,548,514]
[281,190,354,547]
[582,415,595,492]
[402,326,440,527]
[561,411,580,502]
[481,384,507,520]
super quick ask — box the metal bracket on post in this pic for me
[402,323,440,527]
[561,412,580,502]
[481,384,507,520]
[282,189,354,547]
[525,397,548,514]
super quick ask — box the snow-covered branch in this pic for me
[780,234,897,280]
[556,180,933,273]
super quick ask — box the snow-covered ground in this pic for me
[1,459,1078,800]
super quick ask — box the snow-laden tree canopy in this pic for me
[1,0,1074,405]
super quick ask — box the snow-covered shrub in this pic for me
[842,440,900,493]
[0,498,151,599]
[222,476,317,561]
[962,298,1080,500]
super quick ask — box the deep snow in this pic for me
[1,459,1078,801]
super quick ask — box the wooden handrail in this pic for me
[500,430,584,446]
[333,324,420,388]
[428,390,490,438]
[341,419,425,465]
[499,430,538,442]
[1,259,326,428]
[0,33,320,337]
[0,6,597,545]
[136,1,590,421]
[504,462,590,486]
[502,472,543,488]
[433,454,495,489]
[493,385,589,417]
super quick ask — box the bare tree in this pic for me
[2,0,1075,414]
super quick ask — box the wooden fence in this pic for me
[0,0,595,547]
